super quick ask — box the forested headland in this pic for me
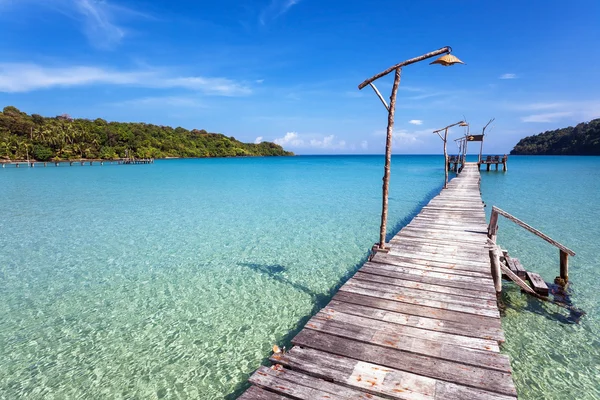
[0,106,293,161]
[511,118,600,155]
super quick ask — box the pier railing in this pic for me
[488,206,575,284]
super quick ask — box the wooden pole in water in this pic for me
[560,250,569,283]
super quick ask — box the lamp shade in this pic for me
[430,54,465,66]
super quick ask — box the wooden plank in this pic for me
[238,385,292,400]
[313,307,501,353]
[249,366,387,400]
[506,258,527,279]
[354,269,496,300]
[291,330,517,397]
[341,279,499,310]
[333,291,503,327]
[373,253,492,277]
[271,347,517,400]
[526,271,549,296]
[339,281,500,318]
[360,263,496,293]
[327,299,505,342]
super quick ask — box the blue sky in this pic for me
[1,0,599,154]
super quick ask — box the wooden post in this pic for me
[479,136,484,163]
[488,208,499,242]
[443,128,448,189]
[378,68,402,250]
[490,246,502,294]
[560,250,569,283]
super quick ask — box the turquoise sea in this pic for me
[1,155,599,399]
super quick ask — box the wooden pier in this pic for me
[0,158,154,168]
[240,163,517,400]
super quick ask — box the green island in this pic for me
[511,118,600,155]
[0,106,293,161]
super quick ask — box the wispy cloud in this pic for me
[499,73,517,79]
[514,101,600,122]
[259,0,301,25]
[0,63,251,96]
[409,119,423,125]
[254,136,263,144]
[1,0,151,49]
[521,112,573,123]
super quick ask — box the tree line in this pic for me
[511,118,600,155]
[0,106,293,161]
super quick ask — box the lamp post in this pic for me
[358,47,464,252]
[433,121,468,189]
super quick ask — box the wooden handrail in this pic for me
[489,206,575,256]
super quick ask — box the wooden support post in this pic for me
[443,128,449,188]
[377,67,401,250]
[488,209,499,242]
[560,250,569,283]
[486,163,490,171]
[490,246,502,294]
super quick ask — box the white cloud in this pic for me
[499,73,517,79]
[521,112,573,123]
[409,119,423,125]
[274,132,346,149]
[360,140,368,150]
[259,0,301,25]
[254,136,263,144]
[0,63,251,96]
[274,132,304,147]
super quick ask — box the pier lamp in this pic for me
[358,47,465,253]
[433,121,468,190]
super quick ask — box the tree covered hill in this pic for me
[511,118,600,155]
[0,106,293,161]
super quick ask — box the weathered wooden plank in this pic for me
[311,308,503,355]
[373,253,492,277]
[271,347,517,400]
[342,279,499,310]
[238,385,293,400]
[327,299,505,342]
[355,269,497,300]
[526,271,549,296]
[249,366,387,400]
[333,291,502,327]
[360,263,496,293]
[340,281,500,318]
[291,330,517,397]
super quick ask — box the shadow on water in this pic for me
[225,183,445,399]
[501,282,585,324]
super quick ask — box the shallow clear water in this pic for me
[1,156,599,399]
[0,156,444,399]
[480,156,600,400]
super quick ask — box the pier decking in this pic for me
[240,163,517,400]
